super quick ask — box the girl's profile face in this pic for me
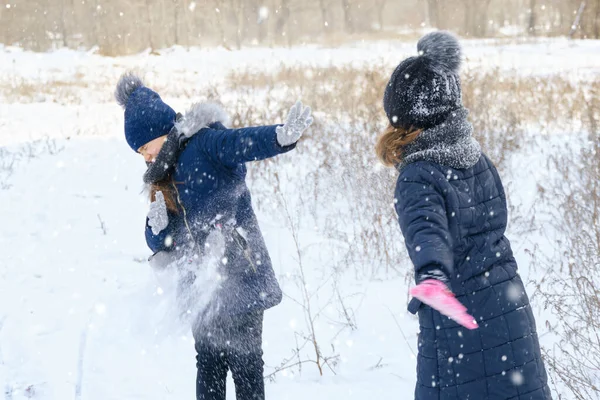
[138,135,167,163]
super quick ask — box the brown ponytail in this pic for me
[375,124,422,167]
[150,179,179,213]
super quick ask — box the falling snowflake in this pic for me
[259,6,269,20]
[511,371,524,385]
[506,284,522,302]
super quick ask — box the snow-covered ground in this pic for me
[0,38,598,399]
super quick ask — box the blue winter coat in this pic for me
[395,154,551,400]
[145,117,293,321]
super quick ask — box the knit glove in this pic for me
[410,279,478,330]
[148,191,169,235]
[276,100,313,147]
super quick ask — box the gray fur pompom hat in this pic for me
[115,72,177,152]
[383,31,463,130]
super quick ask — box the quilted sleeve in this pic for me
[395,166,454,283]
[194,124,296,168]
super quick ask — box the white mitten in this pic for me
[148,191,169,235]
[276,100,313,146]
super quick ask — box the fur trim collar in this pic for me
[142,103,229,184]
[175,103,230,138]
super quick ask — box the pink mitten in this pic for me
[410,279,478,330]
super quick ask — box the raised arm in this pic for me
[194,124,296,168]
[178,101,312,168]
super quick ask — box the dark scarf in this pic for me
[143,119,187,185]
[398,107,481,171]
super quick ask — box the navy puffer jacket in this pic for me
[146,105,293,322]
[395,153,552,399]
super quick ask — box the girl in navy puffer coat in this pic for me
[377,32,552,400]
[115,73,313,400]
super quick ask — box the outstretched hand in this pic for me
[276,100,313,147]
[410,279,478,330]
[148,191,169,235]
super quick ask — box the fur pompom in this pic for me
[115,72,144,108]
[175,103,230,137]
[417,31,462,74]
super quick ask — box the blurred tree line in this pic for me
[0,0,598,55]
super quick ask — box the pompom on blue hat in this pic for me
[383,31,463,130]
[115,72,177,152]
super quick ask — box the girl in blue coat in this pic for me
[115,73,313,400]
[376,32,552,399]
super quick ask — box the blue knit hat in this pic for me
[383,31,463,130]
[115,73,177,152]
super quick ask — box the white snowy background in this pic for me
[0,37,599,399]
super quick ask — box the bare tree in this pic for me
[374,0,387,30]
[275,0,291,46]
[463,0,474,36]
[145,0,156,50]
[427,0,440,28]
[340,0,353,34]
[594,0,600,38]
[569,1,587,38]
[172,0,181,45]
[57,0,69,47]
[229,0,246,49]
[3,0,600,54]
[212,0,228,47]
[528,0,537,35]
[318,0,330,32]
[256,0,269,44]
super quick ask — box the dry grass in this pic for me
[224,66,398,277]
[228,64,599,167]
[220,64,599,279]
[226,64,600,391]
[4,61,598,277]
[531,85,600,400]
[0,74,114,104]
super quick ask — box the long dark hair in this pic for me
[150,179,179,213]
